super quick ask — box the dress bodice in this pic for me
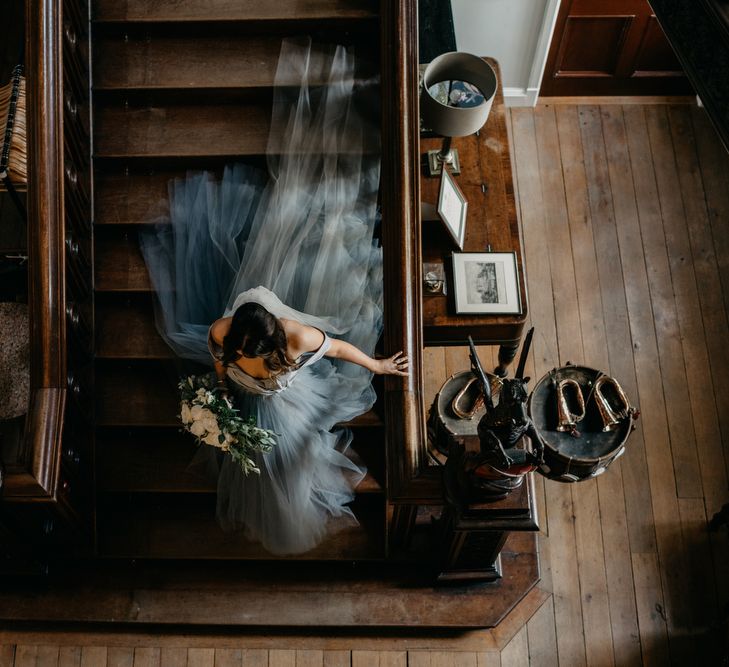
[207,325,332,396]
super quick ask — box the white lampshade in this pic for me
[421,52,498,138]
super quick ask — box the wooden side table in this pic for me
[421,59,528,377]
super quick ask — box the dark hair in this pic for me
[221,302,294,376]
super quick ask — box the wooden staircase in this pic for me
[1,0,545,629]
[91,0,387,560]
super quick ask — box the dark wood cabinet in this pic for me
[541,0,692,96]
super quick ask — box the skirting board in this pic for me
[503,87,540,107]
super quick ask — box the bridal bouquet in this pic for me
[178,374,276,475]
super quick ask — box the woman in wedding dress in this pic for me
[138,38,400,555]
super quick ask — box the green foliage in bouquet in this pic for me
[178,374,277,475]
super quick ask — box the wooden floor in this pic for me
[2,101,728,665]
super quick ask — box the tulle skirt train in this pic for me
[138,38,382,555]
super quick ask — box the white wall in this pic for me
[450,0,561,106]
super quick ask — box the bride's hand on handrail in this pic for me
[375,351,409,376]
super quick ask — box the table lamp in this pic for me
[421,52,498,176]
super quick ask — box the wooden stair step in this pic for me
[95,36,282,90]
[95,104,269,158]
[96,171,184,226]
[94,102,374,160]
[96,360,385,429]
[94,35,378,91]
[93,0,377,23]
[95,227,150,291]
[96,294,171,358]
[97,429,383,494]
[96,493,385,560]
[95,168,265,226]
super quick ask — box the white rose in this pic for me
[189,420,206,437]
[190,404,205,421]
[180,402,193,425]
[202,427,222,448]
[201,413,219,434]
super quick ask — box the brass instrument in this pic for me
[556,378,586,434]
[451,376,485,420]
[593,375,634,432]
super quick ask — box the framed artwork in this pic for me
[423,261,447,295]
[451,252,521,314]
[437,168,467,249]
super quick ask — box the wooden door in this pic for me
[540,0,692,96]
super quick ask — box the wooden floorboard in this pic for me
[602,104,695,664]
[669,107,729,494]
[555,104,642,667]
[623,105,703,499]
[4,103,729,662]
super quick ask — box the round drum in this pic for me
[528,365,634,482]
[427,370,502,458]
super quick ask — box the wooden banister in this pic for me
[3,0,93,552]
[380,0,443,504]
[2,0,67,499]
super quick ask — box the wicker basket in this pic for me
[0,64,27,188]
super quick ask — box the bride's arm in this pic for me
[327,338,409,376]
[287,321,408,376]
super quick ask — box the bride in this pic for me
[138,38,402,555]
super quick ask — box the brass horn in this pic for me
[451,376,485,420]
[556,378,586,434]
[593,375,633,432]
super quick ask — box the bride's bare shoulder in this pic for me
[209,317,230,344]
[280,319,325,354]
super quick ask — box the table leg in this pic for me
[495,341,520,377]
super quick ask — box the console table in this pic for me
[421,59,528,377]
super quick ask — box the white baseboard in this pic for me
[503,87,541,107]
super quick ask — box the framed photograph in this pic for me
[423,261,447,296]
[437,168,467,249]
[451,252,521,314]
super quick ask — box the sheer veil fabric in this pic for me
[138,38,383,555]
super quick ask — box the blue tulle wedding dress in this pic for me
[138,38,383,555]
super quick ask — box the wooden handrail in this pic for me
[380,0,443,503]
[4,0,67,499]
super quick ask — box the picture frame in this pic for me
[437,168,467,249]
[423,261,447,296]
[451,251,522,314]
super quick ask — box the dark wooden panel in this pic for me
[97,430,383,494]
[649,0,729,150]
[93,0,378,22]
[632,15,684,75]
[556,16,633,76]
[541,0,692,96]
[94,105,270,158]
